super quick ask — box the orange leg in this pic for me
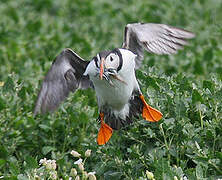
[97,113,113,145]
[139,95,163,122]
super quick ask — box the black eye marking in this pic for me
[110,56,113,62]
[94,57,99,68]
[112,48,122,72]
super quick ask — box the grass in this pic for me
[0,0,222,179]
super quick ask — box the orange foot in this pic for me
[139,95,163,122]
[97,113,113,145]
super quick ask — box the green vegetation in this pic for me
[0,0,222,179]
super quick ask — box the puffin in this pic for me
[34,23,195,145]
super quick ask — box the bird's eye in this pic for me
[110,57,113,62]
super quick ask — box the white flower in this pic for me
[50,171,57,180]
[51,160,57,170]
[88,172,96,175]
[39,158,47,166]
[174,176,178,180]
[47,159,52,163]
[34,175,40,179]
[46,162,52,170]
[71,150,81,157]
[88,172,97,180]
[40,159,57,170]
[70,168,78,177]
[82,171,88,178]
[78,163,84,171]
[74,158,83,165]
[85,149,92,157]
[75,175,80,180]
[0,82,4,87]
[146,170,154,180]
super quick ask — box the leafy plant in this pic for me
[0,0,222,179]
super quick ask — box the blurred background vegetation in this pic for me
[0,0,222,179]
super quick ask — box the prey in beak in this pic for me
[99,57,113,84]
[99,58,126,85]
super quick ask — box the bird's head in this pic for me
[98,49,122,79]
[84,48,136,85]
[97,48,134,85]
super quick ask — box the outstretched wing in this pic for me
[34,48,92,115]
[122,23,195,69]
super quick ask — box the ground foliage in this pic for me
[0,0,222,179]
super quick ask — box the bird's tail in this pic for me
[100,93,162,130]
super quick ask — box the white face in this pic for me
[104,53,120,70]
[83,48,136,79]
[118,49,136,73]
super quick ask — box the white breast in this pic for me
[85,49,139,117]
[92,71,136,111]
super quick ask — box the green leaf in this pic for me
[0,145,8,159]
[7,7,19,22]
[146,76,160,90]
[39,124,51,131]
[216,67,222,79]
[24,156,38,170]
[203,49,213,62]
[194,59,204,75]
[192,89,203,103]
[196,164,203,179]
[164,118,175,126]
[0,96,6,111]
[127,148,132,153]
[203,80,214,92]
[9,162,20,175]
[104,171,123,180]
[42,146,56,155]
[18,86,26,100]
[17,174,29,180]
[7,156,20,175]
[214,89,222,99]
[2,76,14,92]
[0,159,6,168]
[215,152,222,161]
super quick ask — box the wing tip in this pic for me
[63,48,74,53]
[182,30,196,39]
[61,48,75,57]
[188,32,196,39]
[61,48,85,61]
[169,26,196,39]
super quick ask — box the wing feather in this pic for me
[122,23,195,69]
[34,48,92,115]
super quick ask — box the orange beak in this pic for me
[100,58,105,80]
